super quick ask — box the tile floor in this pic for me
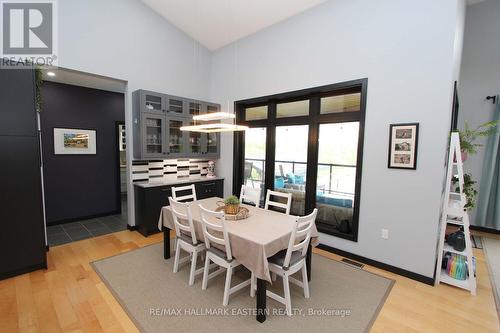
[47,198,128,246]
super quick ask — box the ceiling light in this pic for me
[193,112,235,121]
[180,123,248,133]
[46,71,56,77]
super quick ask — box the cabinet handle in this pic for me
[201,183,216,186]
[161,189,170,192]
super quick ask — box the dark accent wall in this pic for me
[41,82,125,225]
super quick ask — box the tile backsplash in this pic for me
[131,159,215,183]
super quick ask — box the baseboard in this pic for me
[316,244,435,286]
[48,210,121,226]
[127,224,138,231]
[0,262,47,281]
[470,225,500,235]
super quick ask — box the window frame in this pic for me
[233,79,367,242]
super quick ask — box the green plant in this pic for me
[454,121,499,155]
[453,173,478,210]
[224,195,240,205]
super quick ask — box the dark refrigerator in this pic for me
[0,65,47,280]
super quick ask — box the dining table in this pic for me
[157,197,319,323]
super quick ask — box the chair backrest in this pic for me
[172,184,197,202]
[264,190,292,215]
[198,204,232,260]
[168,197,197,245]
[240,185,261,207]
[282,208,318,268]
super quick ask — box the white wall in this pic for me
[210,0,465,278]
[458,0,500,226]
[57,0,212,225]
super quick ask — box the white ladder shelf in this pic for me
[435,132,476,295]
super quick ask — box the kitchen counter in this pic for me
[133,176,224,188]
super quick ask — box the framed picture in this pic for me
[388,123,419,169]
[54,128,97,155]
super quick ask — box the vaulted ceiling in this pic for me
[141,0,328,50]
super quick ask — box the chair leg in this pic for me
[189,249,198,286]
[302,264,310,298]
[283,274,292,316]
[223,266,233,306]
[250,272,256,297]
[202,253,210,290]
[173,240,181,273]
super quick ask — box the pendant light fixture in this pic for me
[181,1,247,133]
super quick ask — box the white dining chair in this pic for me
[264,190,292,215]
[199,204,251,306]
[169,197,205,286]
[172,184,197,202]
[240,184,261,207]
[251,208,318,316]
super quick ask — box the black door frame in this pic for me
[233,78,367,242]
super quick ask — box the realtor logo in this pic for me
[1,0,58,67]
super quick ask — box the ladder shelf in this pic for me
[435,132,476,295]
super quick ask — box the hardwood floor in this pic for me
[1,230,499,333]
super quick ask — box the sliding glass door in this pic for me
[316,122,359,235]
[234,79,367,242]
[274,125,309,215]
[243,127,266,203]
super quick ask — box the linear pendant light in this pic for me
[180,123,248,133]
[193,112,235,121]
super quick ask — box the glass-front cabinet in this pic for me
[141,113,166,158]
[140,91,165,114]
[133,90,221,159]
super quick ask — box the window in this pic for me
[275,125,309,215]
[235,79,366,242]
[316,122,359,234]
[244,127,266,203]
[245,106,268,121]
[276,100,309,118]
[321,93,361,114]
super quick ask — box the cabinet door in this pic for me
[166,95,187,116]
[166,116,188,157]
[204,102,220,114]
[203,132,220,157]
[187,100,202,117]
[187,119,203,156]
[141,113,166,158]
[140,91,166,114]
[0,67,37,136]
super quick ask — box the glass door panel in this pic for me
[274,125,309,215]
[167,97,184,114]
[168,119,184,154]
[206,133,218,154]
[143,114,164,156]
[244,127,266,203]
[189,101,201,116]
[316,122,359,235]
[188,120,201,154]
[144,94,163,113]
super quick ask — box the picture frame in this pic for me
[54,128,97,155]
[388,123,419,170]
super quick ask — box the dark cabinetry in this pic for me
[134,179,224,237]
[0,65,46,280]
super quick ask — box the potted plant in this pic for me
[223,195,240,215]
[452,173,478,210]
[454,120,499,161]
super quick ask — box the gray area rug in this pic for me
[482,237,500,317]
[92,243,394,333]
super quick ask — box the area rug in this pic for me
[92,243,394,333]
[482,237,500,317]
